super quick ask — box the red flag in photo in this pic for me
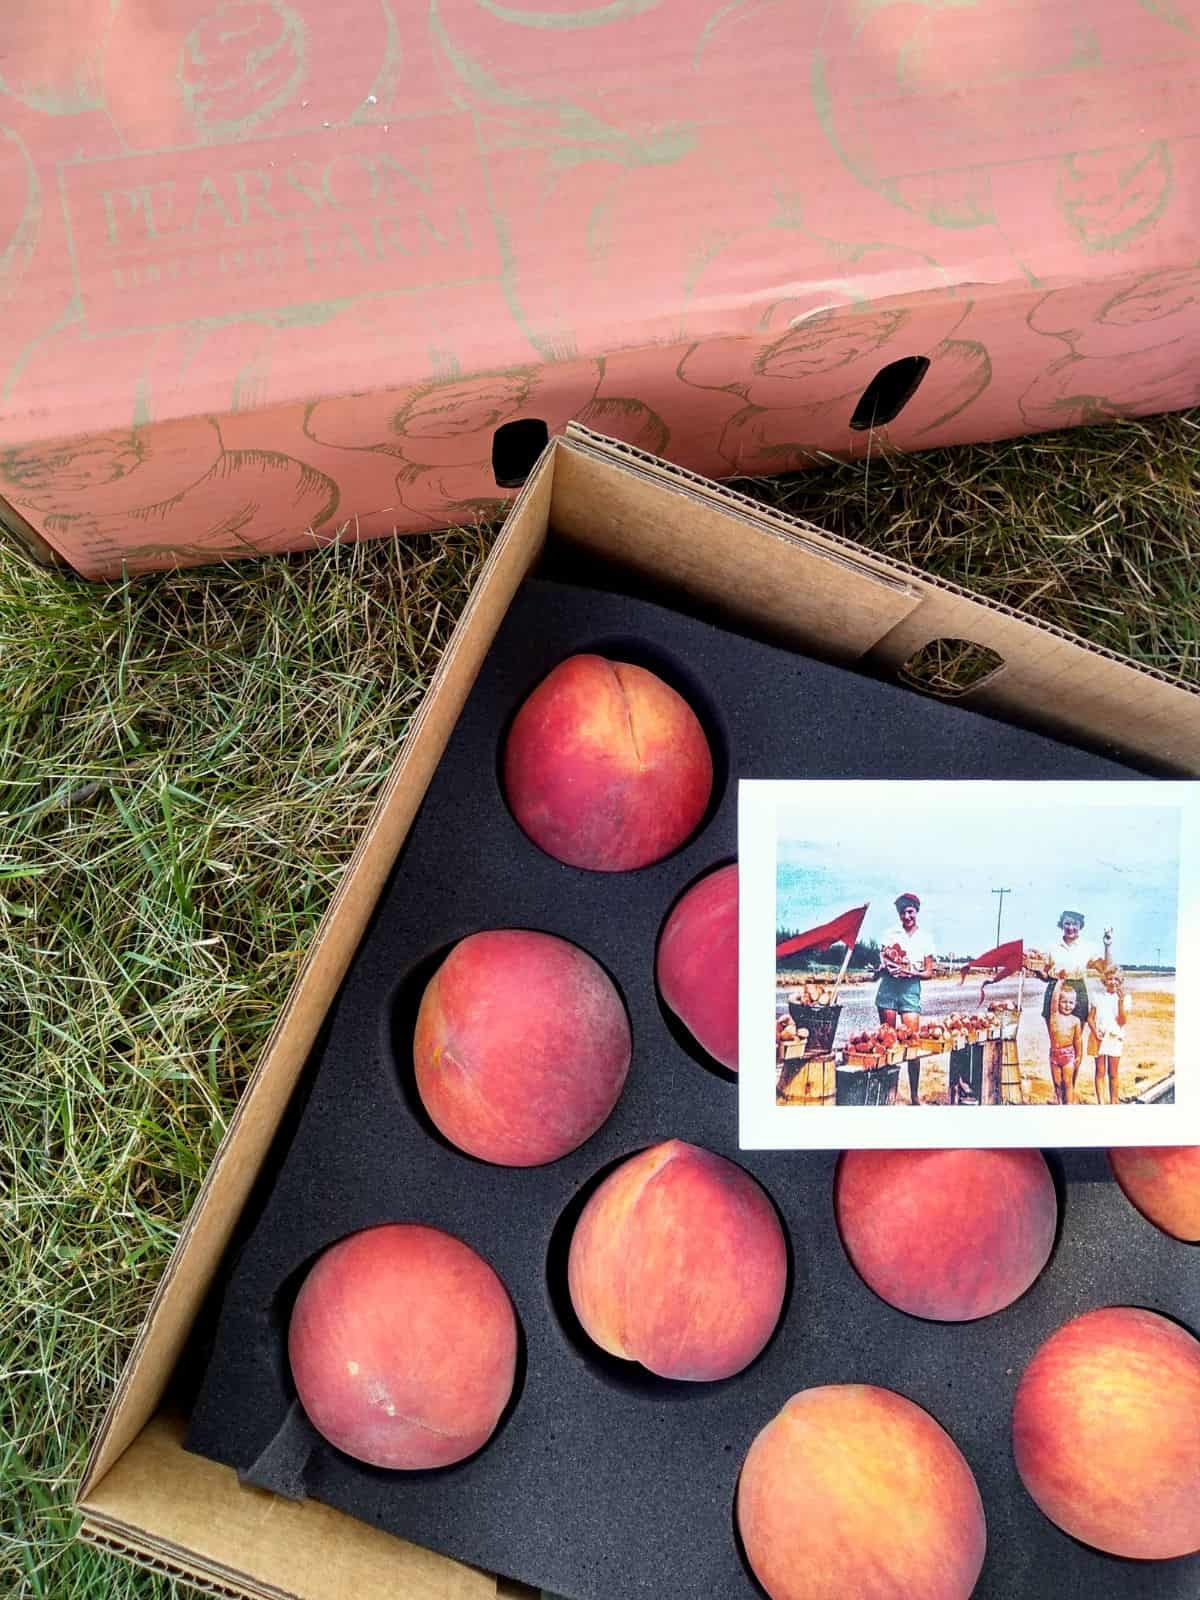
[959,938,1024,1002]
[776,905,869,962]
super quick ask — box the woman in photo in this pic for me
[1039,910,1103,1058]
[876,892,935,1105]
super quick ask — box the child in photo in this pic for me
[1047,978,1084,1105]
[1091,967,1131,1105]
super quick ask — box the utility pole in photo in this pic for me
[992,887,1011,947]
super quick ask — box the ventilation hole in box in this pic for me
[899,637,1004,699]
[495,636,730,870]
[848,355,930,431]
[654,857,739,1086]
[545,1146,793,1400]
[492,418,549,487]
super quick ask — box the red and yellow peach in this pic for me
[656,862,739,1071]
[1109,1145,1200,1242]
[737,1384,986,1600]
[503,654,713,871]
[1013,1306,1200,1558]
[835,1148,1057,1320]
[567,1140,786,1381]
[414,929,630,1166]
[288,1223,517,1470]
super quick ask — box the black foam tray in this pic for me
[186,573,1198,1600]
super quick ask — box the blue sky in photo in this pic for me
[776,803,1180,965]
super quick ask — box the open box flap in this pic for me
[560,426,1200,773]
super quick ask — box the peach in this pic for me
[656,863,738,1071]
[503,654,713,871]
[288,1224,517,1470]
[414,930,630,1166]
[737,1385,986,1600]
[835,1148,1056,1321]
[567,1140,785,1380]
[1013,1306,1200,1558]
[1109,1145,1200,1242]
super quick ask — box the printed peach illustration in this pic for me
[393,462,508,529]
[1028,268,1200,359]
[503,654,713,871]
[574,395,669,455]
[835,1149,1057,1320]
[656,863,738,1071]
[1013,1306,1200,1558]
[104,0,391,148]
[1055,142,1172,254]
[17,436,341,577]
[1020,343,1200,431]
[899,335,992,442]
[2,431,151,505]
[678,304,911,415]
[1020,267,1200,428]
[676,276,978,454]
[0,128,39,297]
[0,4,106,113]
[430,0,705,125]
[305,369,542,469]
[1109,1145,1200,1241]
[1138,0,1200,36]
[811,0,1134,233]
[413,930,631,1166]
[567,1141,786,1380]
[480,132,707,360]
[289,1223,517,1470]
[737,1385,987,1600]
[179,1,309,141]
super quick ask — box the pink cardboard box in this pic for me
[2,0,1199,577]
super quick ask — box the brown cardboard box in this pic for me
[2,1,1200,578]
[77,428,1198,1598]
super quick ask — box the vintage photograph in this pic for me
[738,781,1197,1150]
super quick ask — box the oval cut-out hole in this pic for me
[900,637,1005,698]
[492,418,549,487]
[849,355,930,431]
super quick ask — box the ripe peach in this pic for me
[1109,1145,1200,1242]
[737,1385,986,1600]
[414,930,630,1166]
[567,1140,785,1381]
[835,1148,1056,1321]
[1013,1306,1200,1558]
[288,1224,517,1471]
[503,654,713,871]
[656,863,738,1071]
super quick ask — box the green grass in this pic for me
[1,412,1197,1599]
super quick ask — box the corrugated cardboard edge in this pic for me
[561,425,1200,772]
[0,493,65,566]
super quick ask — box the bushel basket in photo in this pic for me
[787,1002,841,1055]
